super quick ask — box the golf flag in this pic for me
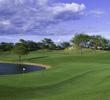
[23,68,25,71]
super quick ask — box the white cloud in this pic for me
[37,0,48,5]
[1,21,10,25]
[90,10,106,17]
[54,39,61,43]
[87,31,110,39]
[0,36,14,39]
[51,3,85,14]
[0,0,86,36]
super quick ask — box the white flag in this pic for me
[23,68,25,71]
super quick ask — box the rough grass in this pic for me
[0,49,110,100]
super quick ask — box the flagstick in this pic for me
[23,68,25,78]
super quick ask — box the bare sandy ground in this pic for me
[0,61,51,69]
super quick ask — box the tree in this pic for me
[19,39,28,48]
[5,43,14,51]
[42,38,54,50]
[57,45,62,50]
[0,42,14,51]
[61,42,70,49]
[37,42,48,50]
[89,35,102,53]
[13,45,29,62]
[50,44,56,50]
[71,33,89,55]
[0,42,7,51]
[27,40,38,51]
[100,37,109,50]
[84,34,90,47]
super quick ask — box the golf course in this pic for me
[0,49,110,100]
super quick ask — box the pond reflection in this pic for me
[0,63,46,75]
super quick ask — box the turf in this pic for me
[0,50,110,100]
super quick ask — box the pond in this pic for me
[0,63,46,75]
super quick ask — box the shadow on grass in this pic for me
[24,56,49,61]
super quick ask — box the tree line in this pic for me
[0,34,110,53]
[0,33,110,61]
[71,33,110,54]
[0,38,71,52]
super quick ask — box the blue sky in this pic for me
[0,0,110,44]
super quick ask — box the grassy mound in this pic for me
[0,50,110,100]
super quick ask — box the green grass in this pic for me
[0,49,110,100]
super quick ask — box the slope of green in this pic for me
[0,50,110,100]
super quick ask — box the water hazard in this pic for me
[0,63,46,75]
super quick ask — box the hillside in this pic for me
[0,50,110,100]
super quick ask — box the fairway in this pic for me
[0,50,110,100]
